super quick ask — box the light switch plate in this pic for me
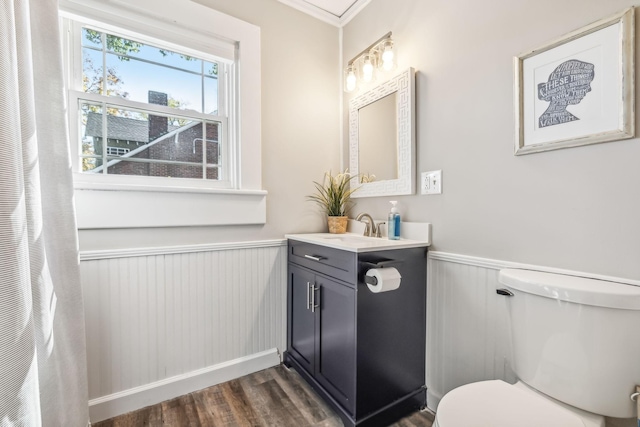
[421,170,442,195]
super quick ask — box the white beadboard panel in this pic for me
[425,253,515,411]
[80,242,287,403]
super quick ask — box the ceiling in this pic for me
[303,0,359,17]
[277,0,370,26]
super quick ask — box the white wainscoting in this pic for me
[80,240,288,422]
[426,252,514,411]
[425,251,640,413]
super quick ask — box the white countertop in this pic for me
[285,232,430,253]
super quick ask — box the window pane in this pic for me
[80,28,221,115]
[204,61,219,114]
[205,123,220,166]
[81,102,103,172]
[81,28,102,48]
[204,76,219,115]
[205,61,218,77]
[83,48,105,95]
[80,103,222,179]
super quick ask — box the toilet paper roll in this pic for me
[366,267,401,293]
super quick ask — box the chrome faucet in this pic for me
[355,212,376,237]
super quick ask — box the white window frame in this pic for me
[65,20,231,186]
[59,0,265,228]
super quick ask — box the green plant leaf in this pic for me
[306,169,359,216]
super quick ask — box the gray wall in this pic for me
[344,0,640,280]
[79,0,640,282]
[78,0,340,251]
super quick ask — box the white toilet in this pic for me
[434,268,640,427]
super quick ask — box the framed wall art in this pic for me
[514,7,634,155]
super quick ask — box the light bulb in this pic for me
[346,69,357,92]
[362,56,374,82]
[381,41,394,71]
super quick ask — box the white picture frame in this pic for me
[514,7,634,155]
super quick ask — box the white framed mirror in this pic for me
[349,67,415,198]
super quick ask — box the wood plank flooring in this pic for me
[92,365,435,427]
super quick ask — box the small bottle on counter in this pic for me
[387,201,401,240]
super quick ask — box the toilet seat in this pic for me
[433,380,592,427]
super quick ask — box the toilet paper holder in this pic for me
[361,259,402,286]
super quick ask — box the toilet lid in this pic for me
[435,380,586,427]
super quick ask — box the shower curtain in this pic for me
[0,0,89,425]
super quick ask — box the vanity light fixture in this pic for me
[344,32,396,93]
[380,39,395,71]
[361,54,375,82]
[345,66,357,92]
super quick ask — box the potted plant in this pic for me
[308,169,358,234]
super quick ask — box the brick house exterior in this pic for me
[84,92,220,180]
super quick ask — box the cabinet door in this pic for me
[288,264,316,375]
[315,275,356,415]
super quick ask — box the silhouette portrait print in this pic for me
[537,59,595,128]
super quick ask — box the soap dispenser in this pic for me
[388,201,401,240]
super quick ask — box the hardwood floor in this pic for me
[92,365,435,427]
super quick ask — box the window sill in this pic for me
[74,176,267,229]
[74,179,267,196]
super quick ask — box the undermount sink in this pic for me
[285,232,429,253]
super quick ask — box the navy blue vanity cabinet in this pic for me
[288,263,357,413]
[288,264,317,375]
[285,238,427,427]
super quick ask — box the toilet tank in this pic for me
[499,269,640,418]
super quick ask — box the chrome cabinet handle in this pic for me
[304,254,325,262]
[311,285,319,313]
[306,282,311,309]
[310,285,315,312]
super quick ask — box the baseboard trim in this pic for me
[426,388,442,413]
[89,348,281,423]
[428,251,640,287]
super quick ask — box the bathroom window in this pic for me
[59,1,265,228]
[65,22,230,185]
